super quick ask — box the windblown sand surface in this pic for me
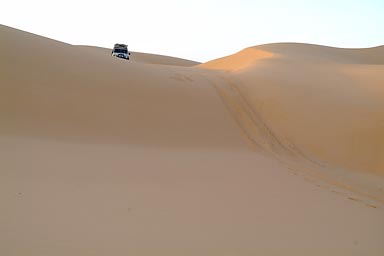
[1,24,384,255]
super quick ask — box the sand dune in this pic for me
[200,43,384,198]
[1,24,384,255]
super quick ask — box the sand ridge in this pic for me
[199,47,274,71]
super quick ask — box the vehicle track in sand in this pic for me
[199,70,384,208]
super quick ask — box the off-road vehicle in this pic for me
[111,44,130,60]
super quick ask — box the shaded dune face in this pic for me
[0,25,244,148]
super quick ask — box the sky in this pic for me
[1,0,383,62]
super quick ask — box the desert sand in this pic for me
[1,24,383,255]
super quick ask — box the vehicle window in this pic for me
[114,49,127,53]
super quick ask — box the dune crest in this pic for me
[76,45,200,66]
[199,48,274,71]
[255,43,384,64]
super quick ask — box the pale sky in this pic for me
[1,0,383,62]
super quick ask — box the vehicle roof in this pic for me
[114,44,127,49]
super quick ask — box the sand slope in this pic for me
[76,45,200,66]
[200,43,384,199]
[1,24,384,256]
[0,25,242,148]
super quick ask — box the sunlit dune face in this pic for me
[199,48,274,71]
